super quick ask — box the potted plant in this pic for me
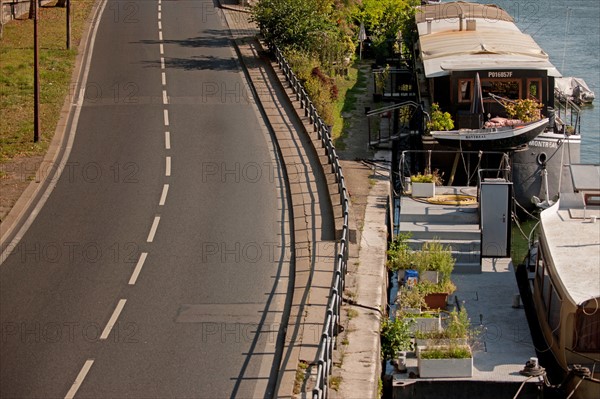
[386,233,412,272]
[412,240,455,284]
[418,279,456,311]
[380,317,413,362]
[415,308,471,356]
[402,309,442,336]
[427,103,454,132]
[502,98,542,122]
[418,345,473,378]
[396,285,427,313]
[410,170,443,198]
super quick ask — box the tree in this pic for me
[351,0,419,60]
[251,0,336,51]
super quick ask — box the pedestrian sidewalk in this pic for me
[220,3,388,398]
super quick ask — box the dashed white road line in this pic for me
[147,216,161,242]
[160,57,165,70]
[165,131,171,149]
[165,157,172,177]
[162,90,169,105]
[99,299,127,340]
[158,11,161,20]
[162,72,167,85]
[159,30,163,41]
[163,109,169,126]
[159,184,169,206]
[158,21,162,30]
[64,359,94,399]
[159,43,164,55]
[128,252,148,285]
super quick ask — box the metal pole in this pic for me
[33,0,40,142]
[66,0,71,49]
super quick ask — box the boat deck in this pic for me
[392,188,541,397]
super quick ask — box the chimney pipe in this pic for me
[426,18,433,35]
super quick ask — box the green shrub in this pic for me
[427,103,454,131]
[381,317,413,360]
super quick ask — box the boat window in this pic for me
[458,79,473,103]
[548,284,562,339]
[574,308,600,352]
[527,79,542,102]
[535,253,545,294]
[584,194,600,206]
[482,79,521,101]
[542,260,552,312]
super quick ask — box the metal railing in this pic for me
[272,43,350,399]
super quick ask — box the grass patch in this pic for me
[0,1,96,162]
[329,375,342,391]
[347,308,358,320]
[511,218,538,266]
[293,361,309,395]
[331,62,367,145]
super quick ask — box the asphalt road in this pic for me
[0,1,290,397]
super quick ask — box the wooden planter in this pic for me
[418,349,473,378]
[411,182,435,198]
[424,292,448,310]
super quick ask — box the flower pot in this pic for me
[418,349,473,378]
[411,182,435,198]
[424,292,448,310]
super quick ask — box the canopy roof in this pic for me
[416,2,561,78]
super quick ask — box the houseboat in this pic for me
[412,1,581,209]
[528,164,600,399]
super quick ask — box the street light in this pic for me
[33,0,40,142]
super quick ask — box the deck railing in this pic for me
[272,43,350,399]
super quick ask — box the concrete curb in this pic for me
[0,0,105,256]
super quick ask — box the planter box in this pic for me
[404,313,442,335]
[398,270,439,284]
[424,292,448,310]
[418,353,473,378]
[411,182,435,198]
[415,338,469,357]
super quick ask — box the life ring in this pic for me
[426,194,478,206]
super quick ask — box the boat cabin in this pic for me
[414,1,561,129]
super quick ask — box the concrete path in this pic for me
[220,2,388,398]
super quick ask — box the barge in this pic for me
[411,1,581,210]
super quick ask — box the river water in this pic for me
[470,0,600,163]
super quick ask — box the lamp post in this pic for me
[33,0,40,142]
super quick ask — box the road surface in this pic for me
[0,0,290,397]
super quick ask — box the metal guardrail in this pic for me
[272,43,350,399]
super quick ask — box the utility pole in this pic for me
[33,0,40,142]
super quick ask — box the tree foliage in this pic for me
[351,0,419,59]
[251,0,336,51]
